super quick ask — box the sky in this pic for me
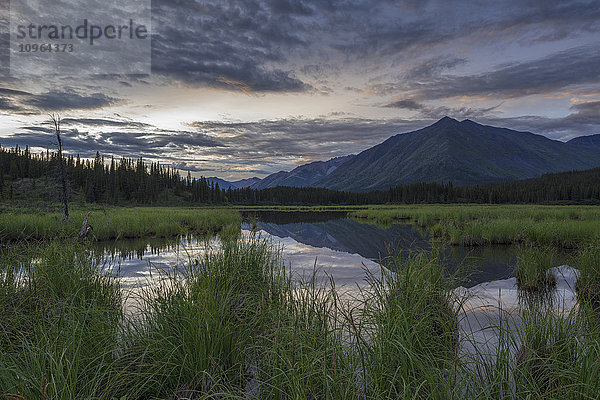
[0,0,599,180]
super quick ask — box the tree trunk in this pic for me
[51,114,69,220]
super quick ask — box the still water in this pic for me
[95,211,530,290]
[94,211,578,352]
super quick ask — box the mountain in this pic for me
[250,155,354,190]
[206,177,261,190]
[568,134,600,148]
[311,117,600,191]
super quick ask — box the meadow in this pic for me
[350,204,600,248]
[0,206,241,242]
[5,203,599,248]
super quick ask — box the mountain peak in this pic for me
[434,116,460,126]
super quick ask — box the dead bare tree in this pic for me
[78,211,93,242]
[51,114,69,221]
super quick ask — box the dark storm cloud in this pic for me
[0,88,121,114]
[61,118,152,129]
[384,99,423,110]
[324,0,600,58]
[4,122,224,162]
[570,101,600,117]
[145,0,600,95]
[412,46,600,99]
[0,88,32,96]
[0,97,25,112]
[403,56,467,81]
[20,126,55,133]
[269,0,314,16]
[0,88,31,113]
[23,89,118,111]
[189,117,427,164]
[372,45,600,100]
[150,0,310,92]
[1,129,104,153]
[470,101,600,141]
[383,98,502,119]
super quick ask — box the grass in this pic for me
[3,204,598,248]
[360,251,459,399]
[116,239,270,397]
[350,204,600,248]
[255,271,356,399]
[2,223,600,398]
[515,246,557,291]
[0,242,123,399]
[0,206,241,242]
[575,243,600,311]
[513,303,600,398]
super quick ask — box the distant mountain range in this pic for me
[206,177,260,190]
[250,155,354,190]
[213,117,600,192]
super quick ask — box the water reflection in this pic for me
[90,214,552,291]
[248,217,521,288]
[91,236,220,292]
[456,265,579,356]
[92,229,384,294]
[88,211,579,355]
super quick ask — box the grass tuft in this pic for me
[515,245,557,291]
[575,243,600,311]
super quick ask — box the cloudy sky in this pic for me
[1,0,599,179]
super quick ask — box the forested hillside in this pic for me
[1,145,599,206]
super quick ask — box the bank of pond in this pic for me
[1,204,599,248]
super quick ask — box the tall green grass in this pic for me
[2,232,600,399]
[514,301,600,398]
[0,242,123,399]
[0,207,241,242]
[360,251,458,399]
[116,235,285,398]
[462,303,600,399]
[575,243,600,311]
[515,246,557,291]
[256,273,357,399]
[351,205,600,248]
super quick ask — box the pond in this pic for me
[94,210,562,290]
[91,210,578,355]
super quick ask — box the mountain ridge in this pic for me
[206,177,261,190]
[312,117,600,191]
[568,134,600,148]
[250,155,354,190]
[216,117,600,192]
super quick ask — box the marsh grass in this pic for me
[575,243,600,311]
[512,302,600,399]
[360,251,459,399]
[115,234,284,398]
[351,205,600,248]
[515,246,557,291]
[460,302,600,399]
[514,305,578,396]
[0,241,123,399]
[0,207,241,242]
[2,229,600,399]
[255,273,358,399]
